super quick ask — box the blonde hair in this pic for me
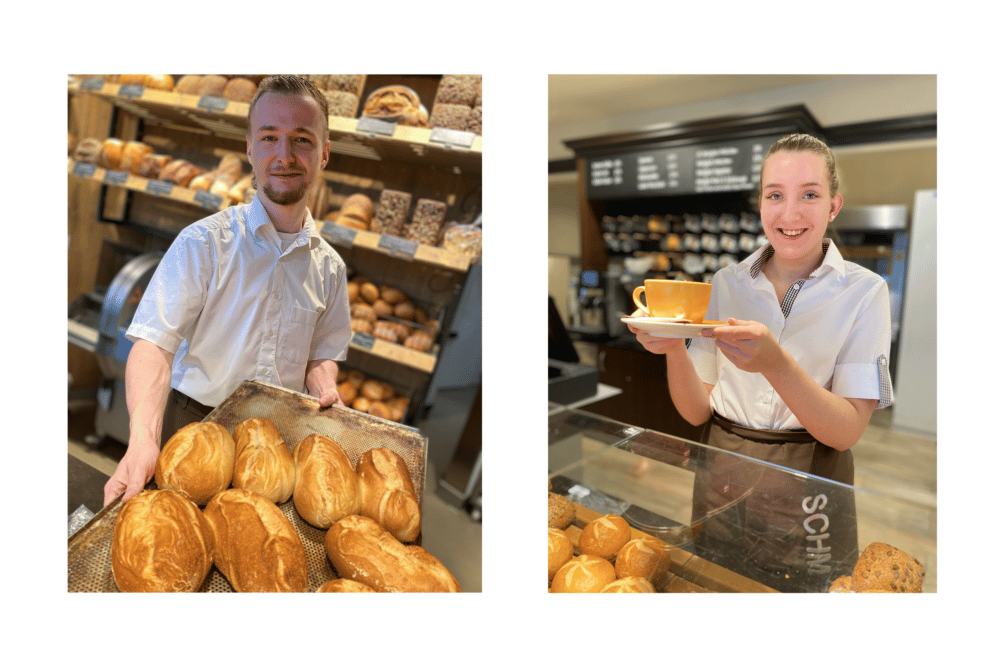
[761,133,840,197]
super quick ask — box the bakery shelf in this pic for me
[67,158,230,213]
[68,78,482,173]
[348,331,438,375]
[320,220,471,274]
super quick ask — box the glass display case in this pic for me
[548,408,936,593]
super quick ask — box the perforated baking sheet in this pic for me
[68,380,428,592]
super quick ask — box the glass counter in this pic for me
[548,409,936,593]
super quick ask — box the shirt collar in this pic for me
[742,238,845,280]
[247,194,322,249]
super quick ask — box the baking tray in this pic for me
[68,380,428,592]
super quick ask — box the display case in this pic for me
[548,408,936,593]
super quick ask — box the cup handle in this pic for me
[632,286,650,316]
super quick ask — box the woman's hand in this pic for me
[626,309,686,354]
[703,318,787,374]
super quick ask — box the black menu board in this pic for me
[586,135,783,200]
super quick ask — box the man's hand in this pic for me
[103,441,158,507]
[305,359,343,407]
[703,318,787,374]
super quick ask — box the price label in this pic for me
[72,161,96,177]
[103,170,129,185]
[321,221,357,248]
[194,190,224,209]
[356,117,397,136]
[118,84,145,99]
[429,127,475,148]
[197,96,229,113]
[351,331,376,349]
[378,234,418,259]
[146,179,174,196]
[80,78,105,92]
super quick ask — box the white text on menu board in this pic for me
[636,154,666,191]
[695,146,747,192]
[591,158,624,187]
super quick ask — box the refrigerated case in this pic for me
[548,407,936,593]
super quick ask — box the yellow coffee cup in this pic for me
[632,279,711,321]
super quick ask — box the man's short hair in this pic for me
[247,75,329,136]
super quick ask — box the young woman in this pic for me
[630,134,893,588]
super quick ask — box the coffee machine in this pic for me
[566,266,628,340]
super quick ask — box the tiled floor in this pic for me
[67,398,483,593]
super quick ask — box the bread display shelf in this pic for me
[320,220,471,273]
[348,331,437,374]
[67,158,229,213]
[68,380,428,593]
[562,502,777,593]
[68,79,482,173]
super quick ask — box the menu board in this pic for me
[586,135,783,200]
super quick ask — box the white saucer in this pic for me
[623,316,726,338]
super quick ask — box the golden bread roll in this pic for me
[828,576,854,593]
[378,285,407,306]
[578,514,632,562]
[350,302,377,324]
[371,299,393,318]
[359,282,380,304]
[337,214,368,231]
[215,153,243,184]
[317,578,376,592]
[324,515,460,592]
[550,554,616,593]
[154,421,236,506]
[226,173,254,204]
[222,77,257,103]
[187,172,215,191]
[292,434,361,529]
[111,489,215,592]
[387,397,409,422]
[158,159,203,187]
[118,74,146,86]
[119,141,153,175]
[341,193,373,222]
[600,576,656,593]
[98,138,124,169]
[851,542,924,593]
[372,321,399,343]
[352,396,371,413]
[231,418,295,504]
[137,153,171,179]
[346,370,365,387]
[548,492,574,530]
[337,380,358,404]
[548,528,574,581]
[203,488,307,592]
[347,282,360,303]
[393,301,415,320]
[403,330,433,352]
[367,401,391,420]
[198,74,228,97]
[350,318,373,334]
[143,74,174,91]
[356,448,421,542]
[615,538,670,587]
[73,137,102,164]
[360,379,391,402]
[175,75,202,94]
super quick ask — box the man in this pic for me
[103,75,351,507]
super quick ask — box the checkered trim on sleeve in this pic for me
[876,354,893,408]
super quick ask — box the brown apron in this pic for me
[160,389,215,445]
[691,412,858,591]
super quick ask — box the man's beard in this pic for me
[261,179,308,206]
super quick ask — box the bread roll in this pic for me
[198,75,228,97]
[356,448,421,542]
[350,318,373,334]
[550,554,616,593]
[367,401,391,420]
[222,77,257,103]
[600,576,656,593]
[341,193,373,222]
[175,75,203,95]
[548,528,574,581]
[359,282,380,304]
[403,330,433,352]
[371,299,393,318]
[337,380,358,404]
[615,538,670,588]
[828,576,854,593]
[119,141,153,175]
[548,492,574,530]
[350,302,376,324]
[324,515,460,592]
[292,434,360,529]
[317,578,376,592]
[73,137,102,164]
[98,138,124,169]
[578,514,631,562]
[203,488,308,592]
[137,153,171,179]
[386,397,409,422]
[851,542,924,593]
[372,321,399,343]
[154,421,236,506]
[111,489,215,592]
[143,74,174,91]
[231,418,295,504]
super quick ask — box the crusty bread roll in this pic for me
[340,193,373,222]
[550,554,616,593]
[851,542,924,593]
[137,153,171,179]
[175,75,203,95]
[317,578,376,592]
[154,421,236,506]
[324,515,460,592]
[578,514,631,562]
[111,489,215,592]
[119,141,153,175]
[615,538,670,588]
[143,74,174,91]
[198,74,228,97]
[359,282,380,304]
[548,492,574,530]
[231,418,295,504]
[203,488,308,592]
[356,448,421,542]
[548,528,574,581]
[600,576,656,593]
[403,330,434,352]
[98,138,124,170]
[222,77,257,103]
[292,434,361,529]
[73,137,102,164]
[337,380,358,404]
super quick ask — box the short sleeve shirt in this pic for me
[126,195,351,406]
[687,239,894,430]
